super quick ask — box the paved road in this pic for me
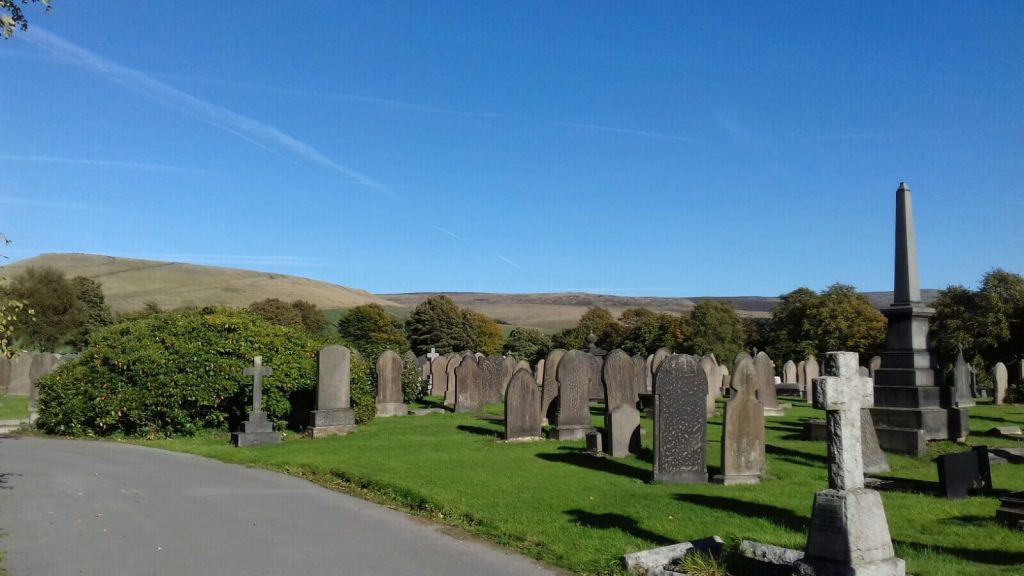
[0,437,561,576]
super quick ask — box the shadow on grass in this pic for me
[537,449,650,482]
[565,509,676,546]
[894,540,1024,566]
[764,444,824,468]
[946,515,998,526]
[456,424,502,439]
[417,397,452,411]
[990,447,1024,464]
[674,494,808,533]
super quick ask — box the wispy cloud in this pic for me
[496,253,523,270]
[0,196,102,211]
[22,28,391,196]
[795,128,986,143]
[553,121,699,143]
[432,225,467,243]
[0,154,190,173]
[168,74,501,118]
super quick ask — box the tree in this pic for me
[405,295,473,355]
[0,278,28,357]
[4,266,84,351]
[685,299,745,362]
[805,284,887,359]
[65,276,113,351]
[979,269,1024,362]
[1,0,50,39]
[618,307,686,356]
[463,309,504,355]
[248,298,303,329]
[502,327,551,364]
[290,299,328,335]
[931,269,1024,367]
[764,287,820,362]
[337,303,408,361]
[552,306,623,351]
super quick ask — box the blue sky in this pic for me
[1,2,1021,297]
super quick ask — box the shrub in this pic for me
[401,354,427,403]
[248,298,303,329]
[35,307,328,437]
[349,355,376,424]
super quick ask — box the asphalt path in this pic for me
[0,437,561,576]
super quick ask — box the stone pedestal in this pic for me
[793,489,905,576]
[231,411,281,447]
[552,424,590,441]
[308,407,356,438]
[376,402,408,417]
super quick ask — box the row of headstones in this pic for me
[425,351,531,409]
[0,351,77,408]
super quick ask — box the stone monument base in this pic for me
[653,469,708,484]
[376,402,408,417]
[231,411,281,447]
[711,473,760,485]
[551,424,591,441]
[793,488,905,576]
[308,407,356,438]
[763,406,787,417]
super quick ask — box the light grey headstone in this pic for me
[541,349,566,424]
[454,355,483,413]
[857,366,870,377]
[714,356,764,484]
[553,350,594,440]
[720,366,731,396]
[445,354,463,406]
[503,356,518,394]
[602,350,635,412]
[755,352,783,416]
[652,347,671,376]
[699,354,719,418]
[861,408,890,475]
[515,359,530,375]
[652,354,708,484]
[631,355,646,404]
[953,351,975,407]
[783,360,798,384]
[803,355,820,403]
[534,358,545,385]
[606,404,641,457]
[376,350,407,416]
[797,360,806,388]
[7,351,33,396]
[504,369,542,441]
[993,362,1008,405]
[868,356,882,379]
[429,354,450,397]
[644,354,654,395]
[308,345,355,437]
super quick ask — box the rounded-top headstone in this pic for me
[603,349,635,411]
[555,350,593,431]
[505,369,542,441]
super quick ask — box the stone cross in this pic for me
[426,347,439,362]
[243,356,273,414]
[814,352,871,491]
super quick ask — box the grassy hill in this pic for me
[0,253,396,313]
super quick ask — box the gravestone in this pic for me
[553,350,594,440]
[936,446,991,499]
[652,347,671,376]
[541,349,566,424]
[308,345,356,437]
[755,351,784,416]
[993,362,1008,405]
[857,366,869,377]
[376,350,407,416]
[719,365,730,397]
[504,369,542,441]
[953,351,975,408]
[7,351,33,397]
[429,353,449,397]
[996,491,1024,529]
[28,352,58,407]
[606,403,641,457]
[793,352,905,576]
[515,359,530,375]
[503,356,518,394]
[715,356,764,484]
[0,355,9,394]
[534,358,545,385]
[445,354,463,405]
[454,355,483,413]
[861,408,890,475]
[644,354,654,395]
[603,350,635,412]
[803,355,820,403]
[652,354,708,484]
[631,355,646,404]
[797,360,806,389]
[587,353,604,401]
[231,356,282,447]
[869,356,882,379]
[478,356,506,404]
[699,355,719,418]
[782,360,798,384]
[733,351,752,370]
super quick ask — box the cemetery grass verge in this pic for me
[131,399,1024,576]
[0,396,28,421]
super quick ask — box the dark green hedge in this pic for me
[36,307,374,437]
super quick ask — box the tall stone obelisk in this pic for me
[871,183,969,456]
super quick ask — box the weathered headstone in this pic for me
[534,358,545,386]
[606,403,641,457]
[652,354,708,484]
[782,360,798,384]
[503,355,518,394]
[308,345,356,437]
[714,356,764,484]
[376,350,407,416]
[797,360,806,390]
[857,366,870,377]
[541,349,566,424]
[504,368,542,441]
[454,355,483,413]
[429,353,448,397]
[993,362,1008,405]
[553,350,594,440]
[699,355,719,419]
[587,353,604,401]
[953,350,975,408]
[793,352,905,576]
[644,354,654,395]
[652,347,671,376]
[445,354,463,405]
[514,359,530,375]
[231,356,281,447]
[861,408,890,475]
[631,355,646,404]
[755,351,784,416]
[0,355,9,394]
[603,350,636,412]
[803,355,820,403]
[7,351,33,397]
[719,365,730,397]
[478,355,507,404]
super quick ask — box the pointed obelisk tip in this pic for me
[898,181,909,192]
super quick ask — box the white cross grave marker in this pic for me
[813,351,872,491]
[243,356,273,414]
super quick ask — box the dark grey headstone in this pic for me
[504,369,542,441]
[554,350,594,440]
[652,354,708,483]
[376,350,407,416]
[478,356,507,404]
[715,356,764,484]
[937,446,991,499]
[309,345,355,437]
[454,355,483,413]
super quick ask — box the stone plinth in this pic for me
[231,411,281,447]
[308,408,356,438]
[794,489,905,576]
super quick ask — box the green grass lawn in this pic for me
[135,398,1024,576]
[0,395,29,421]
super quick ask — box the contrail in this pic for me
[553,121,699,143]
[22,28,391,196]
[432,226,467,243]
[0,154,189,173]
[496,253,523,270]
